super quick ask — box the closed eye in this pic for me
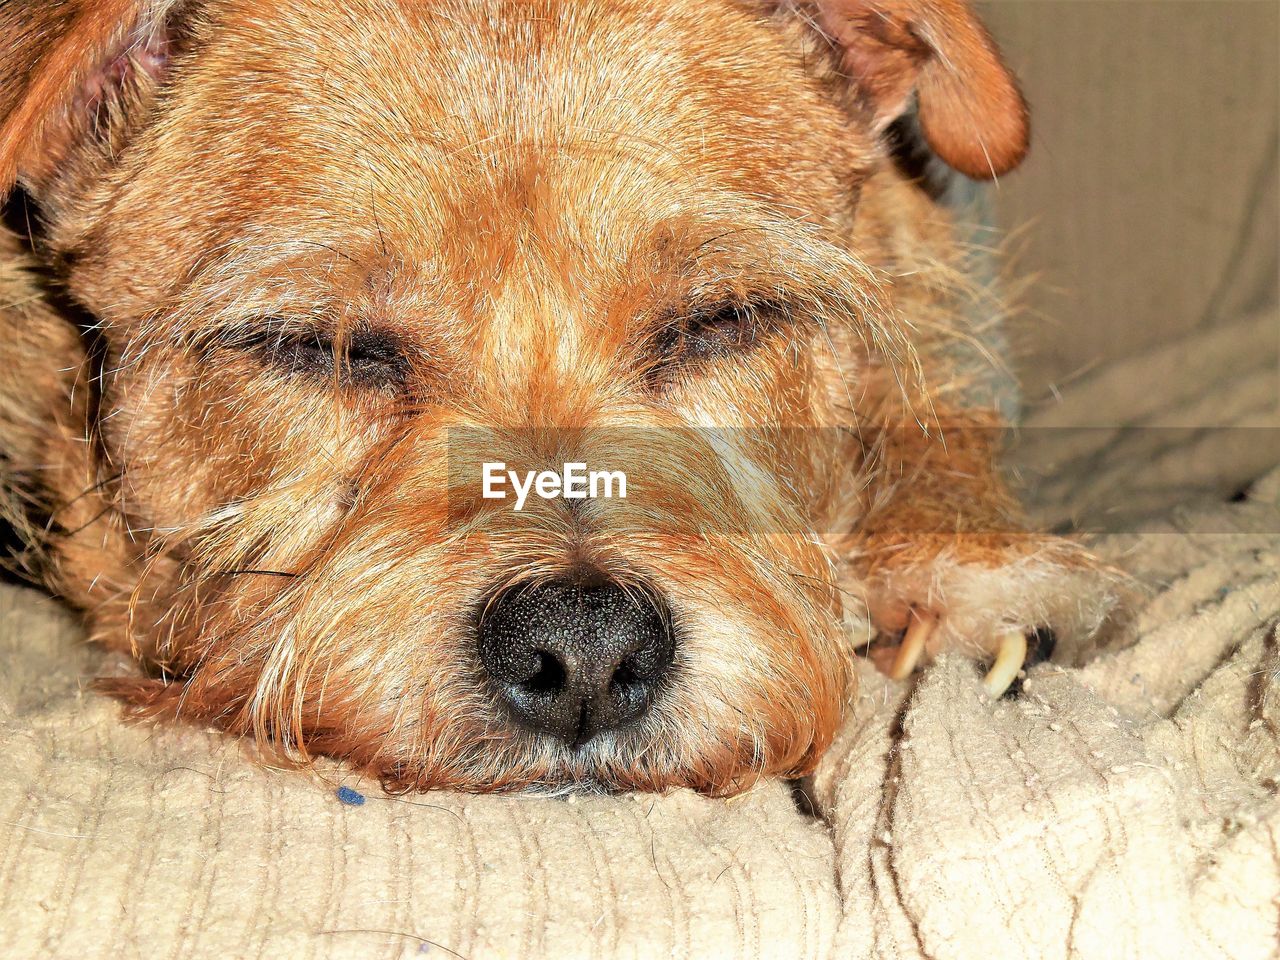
[648,299,796,380]
[229,322,411,389]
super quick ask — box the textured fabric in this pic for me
[4,472,1280,958]
[815,479,1280,960]
[1012,305,1280,534]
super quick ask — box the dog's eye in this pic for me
[651,301,778,373]
[237,324,411,389]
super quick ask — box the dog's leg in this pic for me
[845,407,1123,696]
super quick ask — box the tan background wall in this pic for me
[980,0,1278,422]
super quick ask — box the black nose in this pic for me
[477,578,676,745]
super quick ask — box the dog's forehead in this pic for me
[164,0,864,279]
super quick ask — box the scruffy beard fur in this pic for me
[0,0,1116,795]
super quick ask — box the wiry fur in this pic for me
[0,0,1118,795]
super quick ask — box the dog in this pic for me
[0,0,1117,795]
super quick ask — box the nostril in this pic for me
[607,659,653,719]
[618,629,672,680]
[607,640,670,706]
[610,660,639,690]
[608,664,642,704]
[523,650,567,695]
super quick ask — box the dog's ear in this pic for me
[0,0,180,197]
[803,0,1029,179]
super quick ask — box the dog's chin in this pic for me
[432,730,674,798]
[388,748,775,799]
[104,666,813,797]
[371,681,838,797]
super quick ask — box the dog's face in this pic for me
[1,0,1026,793]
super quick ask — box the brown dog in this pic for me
[0,0,1116,795]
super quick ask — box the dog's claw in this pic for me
[889,609,935,680]
[982,629,1028,698]
[881,614,1034,695]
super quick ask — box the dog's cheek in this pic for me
[165,520,572,793]
[634,537,849,790]
[662,338,852,525]
[756,339,866,529]
[101,347,370,526]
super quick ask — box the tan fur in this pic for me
[0,0,1117,795]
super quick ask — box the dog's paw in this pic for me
[863,538,1124,697]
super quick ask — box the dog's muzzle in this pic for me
[477,578,675,745]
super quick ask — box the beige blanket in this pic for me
[3,462,1280,958]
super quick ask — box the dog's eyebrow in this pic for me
[642,207,922,389]
[654,212,889,330]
